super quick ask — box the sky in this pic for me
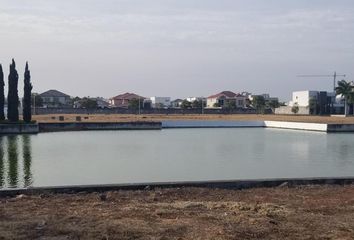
[0,0,353,101]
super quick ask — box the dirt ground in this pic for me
[33,114,354,124]
[1,185,354,239]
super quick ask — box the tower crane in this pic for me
[297,71,346,92]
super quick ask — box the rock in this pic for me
[278,182,289,188]
[16,194,26,199]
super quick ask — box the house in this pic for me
[39,89,71,108]
[74,97,110,109]
[206,91,247,108]
[170,99,184,108]
[94,97,110,108]
[150,97,171,108]
[275,90,344,115]
[109,92,145,108]
[249,94,278,102]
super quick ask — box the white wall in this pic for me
[150,97,171,108]
[264,121,327,132]
[206,98,218,108]
[291,91,318,107]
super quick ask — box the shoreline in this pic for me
[1,176,354,197]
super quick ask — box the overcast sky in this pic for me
[0,0,353,101]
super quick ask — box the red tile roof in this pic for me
[111,92,145,100]
[208,91,243,99]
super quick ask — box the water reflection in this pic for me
[7,135,19,188]
[23,135,33,187]
[0,135,33,189]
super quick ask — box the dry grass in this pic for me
[1,185,354,239]
[32,114,354,124]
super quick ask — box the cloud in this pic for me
[0,0,353,99]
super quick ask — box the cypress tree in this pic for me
[7,59,19,122]
[0,64,5,121]
[23,62,32,123]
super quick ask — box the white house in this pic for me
[170,99,183,108]
[150,97,171,108]
[289,91,319,107]
[207,91,247,108]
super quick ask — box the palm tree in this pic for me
[335,80,354,116]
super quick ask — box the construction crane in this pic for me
[297,71,346,92]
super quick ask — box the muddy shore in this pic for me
[1,185,354,239]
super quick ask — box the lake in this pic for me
[1,128,354,189]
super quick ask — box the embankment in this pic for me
[0,123,39,134]
[38,121,162,132]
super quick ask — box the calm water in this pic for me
[1,128,354,189]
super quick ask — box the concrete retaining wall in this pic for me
[38,122,162,132]
[1,177,353,197]
[162,120,354,132]
[162,120,264,128]
[264,121,328,132]
[327,124,354,132]
[0,123,39,134]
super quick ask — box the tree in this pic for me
[128,98,144,110]
[80,98,98,109]
[191,100,202,109]
[23,62,32,123]
[0,64,4,121]
[213,102,221,108]
[266,99,280,113]
[335,80,354,116]
[7,59,19,122]
[252,96,266,114]
[291,103,299,114]
[224,100,237,110]
[180,100,192,109]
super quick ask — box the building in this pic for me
[249,94,279,102]
[288,91,319,107]
[170,99,184,108]
[74,97,110,109]
[150,97,171,108]
[39,89,71,108]
[109,92,145,108]
[206,91,247,108]
[275,90,344,115]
